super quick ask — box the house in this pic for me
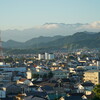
[76,84,84,93]
[50,66,59,71]
[38,85,54,94]
[17,78,33,86]
[0,87,6,98]
[0,71,13,82]
[59,93,87,100]
[28,85,38,92]
[25,91,48,100]
[81,82,94,95]
[13,76,22,82]
[60,78,71,92]
[6,84,21,94]
[81,82,94,91]
[52,69,69,79]
[70,84,84,94]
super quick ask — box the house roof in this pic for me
[61,78,70,82]
[64,93,85,100]
[82,82,94,87]
[65,96,84,100]
[41,85,54,91]
[29,85,38,88]
[26,91,47,98]
[1,97,14,100]
[19,78,27,82]
[24,96,48,100]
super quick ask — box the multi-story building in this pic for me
[84,70,100,85]
[38,53,45,60]
[38,52,54,60]
[48,53,54,60]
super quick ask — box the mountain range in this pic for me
[2,21,100,42]
[2,31,100,50]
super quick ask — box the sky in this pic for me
[0,0,100,30]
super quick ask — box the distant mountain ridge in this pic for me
[2,31,100,49]
[2,35,64,48]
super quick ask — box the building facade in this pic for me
[84,70,100,85]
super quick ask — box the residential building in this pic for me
[26,68,32,79]
[84,70,100,85]
[52,69,69,79]
[38,52,54,60]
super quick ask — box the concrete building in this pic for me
[84,70,100,85]
[48,53,54,60]
[45,52,48,60]
[38,52,54,60]
[38,53,45,60]
[26,68,32,79]
[97,61,100,67]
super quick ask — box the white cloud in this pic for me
[79,21,100,29]
[35,23,58,29]
[43,23,59,29]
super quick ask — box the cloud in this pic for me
[79,21,100,29]
[42,23,59,29]
[35,23,58,29]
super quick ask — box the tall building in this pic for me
[38,52,54,60]
[38,53,45,60]
[84,70,100,85]
[48,53,54,60]
[45,52,48,60]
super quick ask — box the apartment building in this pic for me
[84,70,100,85]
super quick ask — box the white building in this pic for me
[38,53,45,60]
[38,52,54,60]
[26,68,32,79]
[97,61,100,67]
[45,52,48,60]
[48,53,54,60]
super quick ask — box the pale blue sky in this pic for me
[0,0,100,30]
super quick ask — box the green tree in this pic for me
[4,57,14,63]
[48,71,53,78]
[43,74,47,79]
[32,74,39,78]
[92,84,100,100]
